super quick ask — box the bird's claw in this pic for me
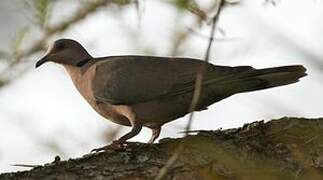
[91,141,125,153]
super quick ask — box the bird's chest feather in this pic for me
[66,65,96,103]
[65,65,131,126]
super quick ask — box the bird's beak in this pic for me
[35,55,49,68]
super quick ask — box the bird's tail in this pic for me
[224,65,307,93]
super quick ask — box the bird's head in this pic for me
[36,39,92,68]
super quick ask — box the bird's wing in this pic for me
[91,56,253,105]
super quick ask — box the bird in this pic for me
[36,39,307,151]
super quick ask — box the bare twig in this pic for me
[304,135,319,145]
[263,0,281,6]
[44,0,112,36]
[155,1,227,179]
[154,143,184,180]
[169,0,224,56]
[185,0,225,134]
[11,164,41,168]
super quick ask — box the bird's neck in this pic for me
[64,65,82,82]
[63,65,96,103]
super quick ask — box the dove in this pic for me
[36,39,307,150]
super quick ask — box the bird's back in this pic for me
[91,56,253,105]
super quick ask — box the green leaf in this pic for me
[33,0,52,27]
[170,0,191,11]
[114,0,132,5]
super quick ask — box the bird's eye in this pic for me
[55,42,65,51]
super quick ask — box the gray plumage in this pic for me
[36,39,307,149]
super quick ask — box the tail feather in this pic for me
[195,65,306,111]
[228,65,307,93]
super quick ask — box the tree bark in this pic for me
[1,117,323,180]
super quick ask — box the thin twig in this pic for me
[155,1,226,179]
[11,164,41,168]
[185,0,225,135]
[154,144,184,180]
[304,135,319,145]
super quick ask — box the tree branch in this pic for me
[1,117,323,179]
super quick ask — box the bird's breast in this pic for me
[64,65,131,126]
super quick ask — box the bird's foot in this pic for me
[91,140,125,152]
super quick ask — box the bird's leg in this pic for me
[91,123,142,152]
[148,126,161,144]
[117,123,143,143]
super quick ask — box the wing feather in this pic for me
[91,56,253,105]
